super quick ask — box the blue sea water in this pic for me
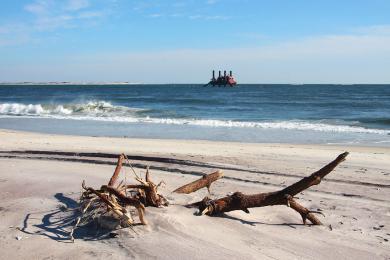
[0,84,389,146]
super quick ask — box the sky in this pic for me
[0,0,390,83]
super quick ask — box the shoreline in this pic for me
[1,114,389,147]
[1,128,390,153]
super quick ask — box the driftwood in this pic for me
[71,151,349,241]
[82,181,143,225]
[173,170,224,194]
[125,166,168,207]
[188,152,349,225]
[70,154,168,241]
[108,154,124,186]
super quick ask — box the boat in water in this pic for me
[204,70,237,87]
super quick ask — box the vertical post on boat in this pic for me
[230,70,232,76]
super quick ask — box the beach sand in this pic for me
[0,129,389,259]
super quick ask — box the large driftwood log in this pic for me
[173,170,224,194]
[189,152,349,225]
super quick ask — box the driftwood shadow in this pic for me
[20,192,117,242]
[211,213,311,229]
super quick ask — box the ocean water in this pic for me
[0,84,389,146]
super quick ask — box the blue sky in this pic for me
[1,0,390,83]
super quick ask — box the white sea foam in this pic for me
[0,102,389,135]
[0,103,46,115]
[0,101,137,116]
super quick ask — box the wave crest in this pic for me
[0,101,389,135]
[0,103,47,115]
[0,101,140,117]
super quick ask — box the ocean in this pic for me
[0,84,389,146]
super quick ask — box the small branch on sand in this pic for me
[187,152,349,225]
[173,170,224,194]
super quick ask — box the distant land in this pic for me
[1,82,389,86]
[0,82,142,85]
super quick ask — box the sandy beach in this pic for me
[0,129,389,259]
[2,0,390,259]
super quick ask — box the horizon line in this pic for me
[1,82,390,86]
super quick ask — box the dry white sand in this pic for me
[0,129,389,259]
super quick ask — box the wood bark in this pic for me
[108,154,124,186]
[189,152,348,225]
[81,181,136,225]
[120,167,168,207]
[101,185,147,224]
[173,170,224,194]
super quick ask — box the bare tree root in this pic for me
[188,152,349,225]
[70,154,169,241]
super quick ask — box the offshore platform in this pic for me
[204,70,237,87]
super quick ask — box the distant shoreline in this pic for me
[0,82,141,86]
[1,83,390,86]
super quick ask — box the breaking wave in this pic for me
[0,101,143,117]
[0,101,389,135]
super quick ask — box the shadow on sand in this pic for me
[211,213,310,229]
[20,193,309,242]
[20,193,118,242]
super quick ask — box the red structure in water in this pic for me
[205,70,237,87]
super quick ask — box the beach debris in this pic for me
[188,152,349,225]
[70,154,167,241]
[70,151,349,241]
[16,236,22,241]
[125,165,169,208]
[173,170,223,194]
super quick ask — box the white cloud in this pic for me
[35,15,75,31]
[353,24,390,35]
[0,0,110,46]
[148,13,163,18]
[25,28,388,83]
[22,0,106,31]
[24,0,51,14]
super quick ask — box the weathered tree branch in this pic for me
[173,170,224,194]
[101,185,147,225]
[136,167,168,207]
[81,181,135,226]
[108,154,125,187]
[287,196,323,225]
[189,152,349,225]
